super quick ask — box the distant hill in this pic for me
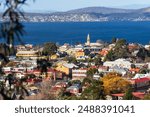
[137,7,150,13]
[66,7,135,14]
[1,6,150,22]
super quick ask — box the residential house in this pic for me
[103,58,132,69]
[75,44,84,51]
[109,66,128,76]
[55,63,78,77]
[75,50,85,60]
[14,72,25,79]
[128,43,139,52]
[135,63,146,68]
[99,48,109,57]
[130,68,140,74]
[33,69,63,80]
[58,44,70,52]
[72,68,87,81]
[66,86,80,94]
[98,66,108,73]
[16,50,40,59]
[130,77,150,89]
[145,45,150,50]
[133,73,150,79]
[108,44,115,49]
[50,54,58,60]
[2,67,13,72]
[55,82,68,88]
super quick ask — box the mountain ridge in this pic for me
[1,6,150,22]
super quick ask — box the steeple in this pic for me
[86,34,90,46]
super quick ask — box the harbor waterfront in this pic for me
[21,22,150,45]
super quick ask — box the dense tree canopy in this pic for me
[43,42,57,56]
[93,55,103,66]
[101,72,130,95]
[64,56,77,64]
[137,47,150,61]
[86,68,98,79]
[0,0,34,100]
[0,0,31,48]
[81,78,104,100]
[105,39,130,61]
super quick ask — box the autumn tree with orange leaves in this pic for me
[101,72,130,95]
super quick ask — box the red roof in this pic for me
[111,92,145,99]
[77,50,84,52]
[132,92,145,99]
[111,93,124,97]
[132,78,150,83]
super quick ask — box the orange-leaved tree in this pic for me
[101,72,130,95]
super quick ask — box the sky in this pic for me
[1,0,150,12]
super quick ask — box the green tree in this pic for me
[0,0,32,49]
[131,64,136,69]
[105,39,130,61]
[37,59,52,77]
[86,68,98,79]
[0,0,34,100]
[111,37,117,43]
[123,86,133,100]
[137,48,150,61]
[43,42,57,56]
[81,78,104,100]
[0,76,29,100]
[93,55,103,66]
[113,39,129,59]
[139,68,149,74]
[105,49,115,61]
[64,56,77,64]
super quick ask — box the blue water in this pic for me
[21,22,150,45]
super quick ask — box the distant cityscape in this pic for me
[1,6,150,22]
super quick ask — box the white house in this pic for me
[2,67,13,72]
[109,66,128,76]
[133,73,150,79]
[72,69,87,81]
[103,58,132,69]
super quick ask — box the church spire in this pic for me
[86,34,90,46]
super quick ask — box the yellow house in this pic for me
[16,50,39,59]
[55,63,70,75]
[50,54,58,60]
[75,50,85,59]
[55,63,78,76]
